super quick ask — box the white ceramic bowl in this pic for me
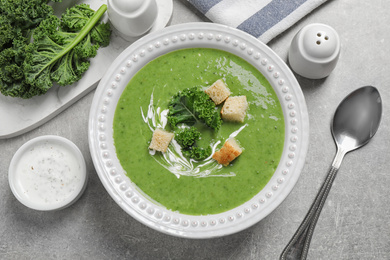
[9,135,87,211]
[88,23,309,238]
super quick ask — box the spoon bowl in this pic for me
[331,86,382,169]
[332,86,382,151]
[281,86,382,259]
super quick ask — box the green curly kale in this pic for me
[0,2,111,99]
[183,146,212,161]
[0,0,61,98]
[0,0,61,46]
[175,127,212,160]
[167,87,222,131]
[175,127,211,160]
[175,127,201,149]
[61,3,95,31]
[168,87,220,160]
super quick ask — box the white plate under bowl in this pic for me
[88,23,309,238]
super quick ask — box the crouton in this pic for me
[205,79,231,105]
[149,129,174,152]
[221,96,248,123]
[212,138,242,166]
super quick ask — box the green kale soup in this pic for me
[113,48,284,215]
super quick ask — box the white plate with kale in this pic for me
[89,22,309,238]
[0,0,172,139]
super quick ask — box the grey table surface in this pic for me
[1,0,390,259]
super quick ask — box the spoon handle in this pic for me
[280,166,339,260]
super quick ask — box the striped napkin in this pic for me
[187,0,329,43]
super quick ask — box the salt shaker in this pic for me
[288,23,341,79]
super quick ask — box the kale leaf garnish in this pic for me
[167,87,222,131]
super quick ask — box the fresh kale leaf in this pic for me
[0,0,59,98]
[0,16,17,51]
[90,23,111,47]
[24,4,110,91]
[61,3,95,31]
[0,0,62,49]
[0,2,111,99]
[167,87,222,130]
[0,0,58,31]
[0,39,36,98]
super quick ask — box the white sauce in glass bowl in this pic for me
[9,136,87,211]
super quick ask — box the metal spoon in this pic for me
[280,86,382,260]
